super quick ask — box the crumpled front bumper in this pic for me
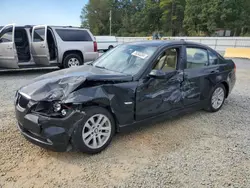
[15,104,85,152]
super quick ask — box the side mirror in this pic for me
[149,69,165,79]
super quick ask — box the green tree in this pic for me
[80,0,111,35]
[184,0,250,36]
[80,0,250,37]
[220,0,250,35]
[184,0,220,36]
[160,0,185,36]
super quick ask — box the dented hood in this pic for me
[19,65,132,101]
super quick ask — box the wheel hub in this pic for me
[68,58,80,67]
[94,128,98,133]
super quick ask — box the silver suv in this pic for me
[0,24,98,69]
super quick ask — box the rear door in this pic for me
[0,24,19,68]
[182,46,211,106]
[31,25,50,65]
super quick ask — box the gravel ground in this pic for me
[0,59,250,188]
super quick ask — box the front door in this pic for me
[136,46,185,120]
[0,24,19,68]
[31,25,50,66]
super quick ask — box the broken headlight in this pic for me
[53,102,62,112]
[52,102,68,117]
[52,101,72,117]
[32,101,72,118]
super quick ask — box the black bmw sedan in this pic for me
[15,40,236,154]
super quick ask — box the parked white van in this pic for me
[95,36,118,52]
[0,24,98,69]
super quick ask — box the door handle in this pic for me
[7,47,12,50]
[40,44,45,48]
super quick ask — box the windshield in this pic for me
[93,44,157,75]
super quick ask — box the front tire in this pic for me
[205,84,226,112]
[63,53,83,68]
[72,106,115,154]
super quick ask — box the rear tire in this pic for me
[71,106,115,154]
[63,53,83,68]
[108,45,114,50]
[205,84,226,112]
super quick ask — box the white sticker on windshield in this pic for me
[132,51,148,59]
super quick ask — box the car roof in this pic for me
[126,40,209,49]
[49,26,87,29]
[3,25,87,30]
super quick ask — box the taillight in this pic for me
[93,41,97,52]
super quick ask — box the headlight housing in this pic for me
[52,102,72,117]
[53,102,62,112]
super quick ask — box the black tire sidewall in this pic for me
[208,84,226,112]
[71,106,115,154]
[108,45,113,50]
[63,54,83,68]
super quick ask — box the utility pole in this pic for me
[171,0,174,36]
[109,10,112,36]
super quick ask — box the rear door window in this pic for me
[33,28,45,42]
[186,47,209,69]
[56,29,92,41]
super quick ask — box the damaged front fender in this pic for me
[64,82,138,126]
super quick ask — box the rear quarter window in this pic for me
[208,50,226,65]
[55,29,92,42]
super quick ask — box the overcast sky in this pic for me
[0,0,87,26]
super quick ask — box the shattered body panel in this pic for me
[14,40,236,152]
[136,70,184,120]
[16,106,84,151]
[19,65,133,102]
[65,81,138,125]
[16,65,137,151]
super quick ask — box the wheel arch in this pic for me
[62,50,84,64]
[220,81,229,98]
[79,100,119,132]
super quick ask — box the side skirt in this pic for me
[117,100,207,132]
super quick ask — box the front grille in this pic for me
[18,94,30,109]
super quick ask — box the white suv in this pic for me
[0,24,99,69]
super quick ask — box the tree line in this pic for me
[80,0,250,37]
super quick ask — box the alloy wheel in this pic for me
[211,87,225,110]
[82,114,112,149]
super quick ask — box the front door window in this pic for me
[154,48,178,71]
[0,26,13,43]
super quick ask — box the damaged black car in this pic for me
[15,41,236,154]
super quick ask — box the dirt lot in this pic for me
[0,60,250,188]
